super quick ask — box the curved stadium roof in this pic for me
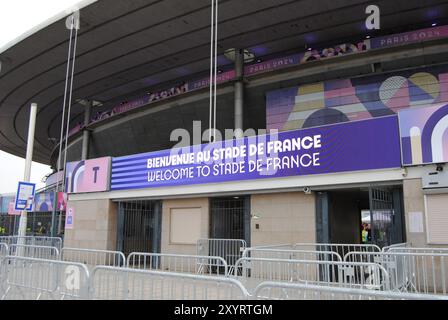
[0,0,447,165]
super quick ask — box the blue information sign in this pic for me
[14,181,36,211]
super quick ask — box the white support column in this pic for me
[17,103,37,238]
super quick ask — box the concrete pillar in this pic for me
[81,100,92,160]
[234,49,244,138]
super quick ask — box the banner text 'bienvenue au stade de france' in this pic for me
[110,116,401,191]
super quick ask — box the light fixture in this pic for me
[307,47,312,51]
[432,23,437,27]
[366,35,371,39]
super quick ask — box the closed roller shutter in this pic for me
[425,194,448,244]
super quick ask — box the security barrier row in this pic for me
[1,239,448,299]
[233,257,390,292]
[1,255,447,300]
[0,236,63,251]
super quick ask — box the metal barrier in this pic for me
[0,255,90,300]
[382,243,410,252]
[233,257,390,293]
[388,247,448,254]
[0,236,63,251]
[344,251,448,295]
[61,248,126,268]
[89,266,249,300]
[253,281,448,300]
[9,244,59,260]
[127,252,228,276]
[242,248,342,263]
[293,243,381,258]
[197,239,246,268]
[0,243,7,258]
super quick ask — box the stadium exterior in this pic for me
[1,1,448,255]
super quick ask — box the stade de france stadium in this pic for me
[1,0,448,259]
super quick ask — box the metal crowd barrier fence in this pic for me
[0,255,90,300]
[344,251,448,295]
[197,238,246,267]
[382,243,410,252]
[388,247,448,254]
[0,236,63,251]
[9,244,59,260]
[253,282,448,300]
[233,257,390,293]
[127,252,228,276]
[242,248,342,263]
[89,266,249,300]
[61,248,126,268]
[293,243,381,258]
[0,243,7,258]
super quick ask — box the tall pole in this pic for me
[17,103,37,238]
[234,48,244,138]
[81,100,92,160]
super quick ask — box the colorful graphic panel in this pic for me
[65,157,111,193]
[267,65,448,132]
[33,192,55,212]
[399,104,448,166]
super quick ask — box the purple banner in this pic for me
[370,25,448,49]
[111,116,401,191]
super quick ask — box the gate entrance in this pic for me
[209,196,250,244]
[117,200,162,256]
[316,185,405,248]
[208,196,250,268]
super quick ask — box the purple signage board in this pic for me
[370,25,448,49]
[111,116,401,191]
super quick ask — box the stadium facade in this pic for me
[1,1,448,254]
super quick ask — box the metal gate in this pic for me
[369,187,395,248]
[210,197,250,242]
[209,196,250,267]
[117,200,162,257]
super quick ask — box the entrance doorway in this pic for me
[208,196,251,268]
[316,186,405,248]
[116,200,162,256]
[209,196,251,244]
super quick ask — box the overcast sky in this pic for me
[0,0,88,194]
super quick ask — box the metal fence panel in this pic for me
[61,248,126,269]
[382,243,410,252]
[197,238,247,268]
[0,256,89,300]
[242,248,342,263]
[294,243,381,258]
[127,252,228,276]
[233,257,390,293]
[90,266,249,300]
[344,251,448,295]
[9,244,59,260]
[0,236,63,251]
[253,282,448,300]
[0,243,7,258]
